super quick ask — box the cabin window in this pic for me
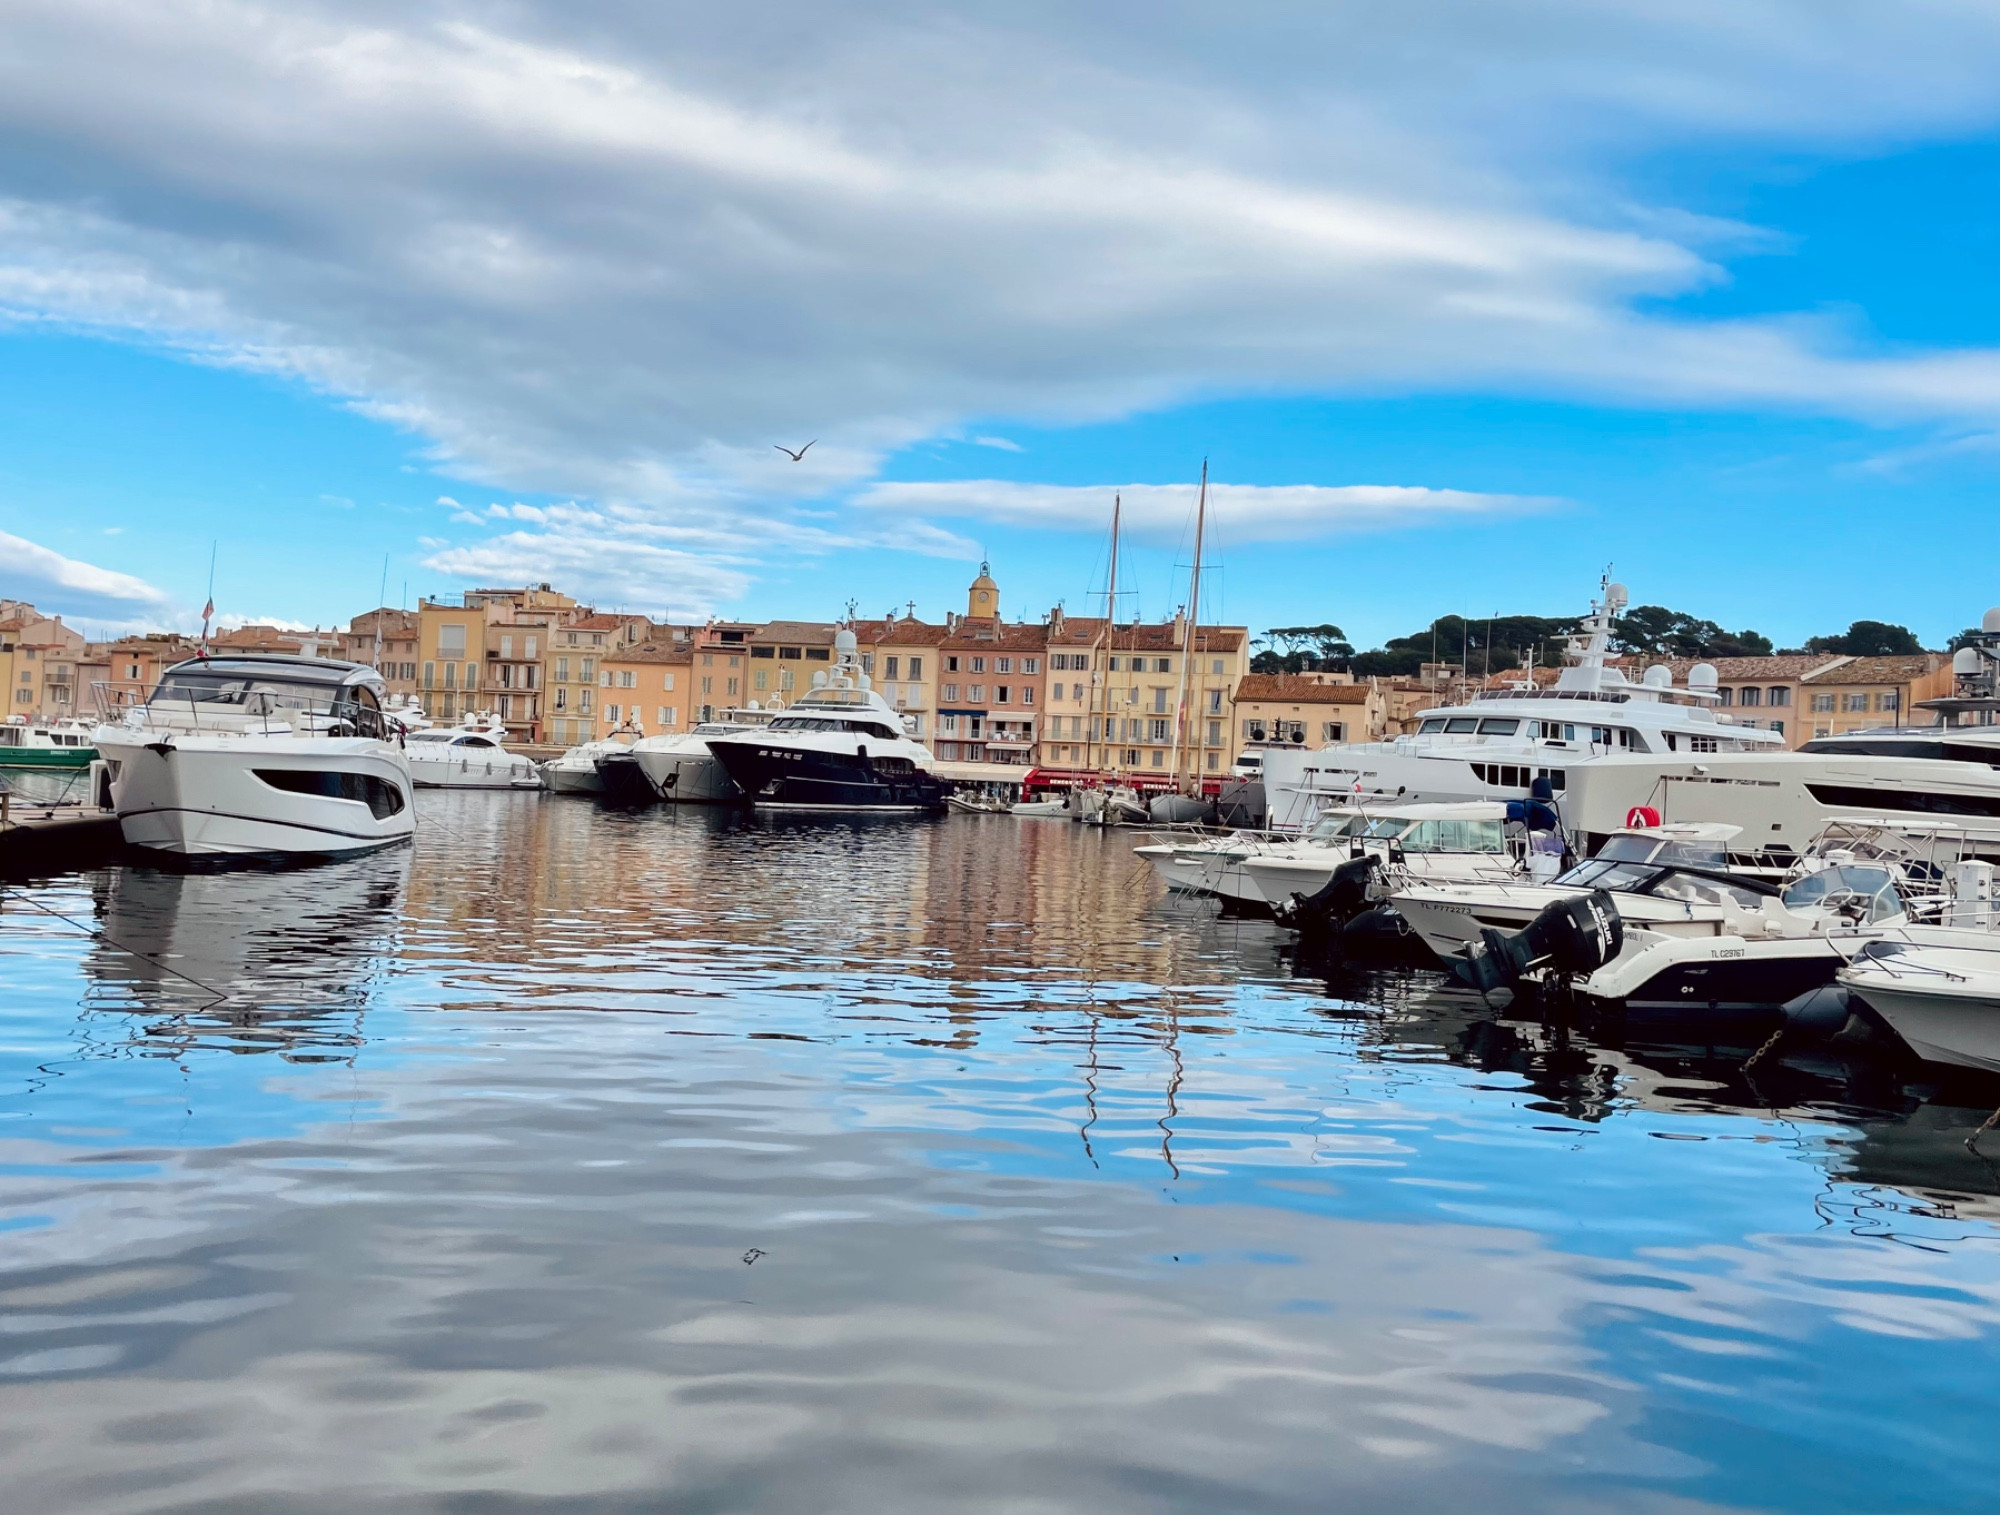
[1403,819,1506,854]
[253,769,406,820]
[1418,718,1447,735]
[1476,718,1518,735]
[1444,717,1479,734]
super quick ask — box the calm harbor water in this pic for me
[5,795,2000,1513]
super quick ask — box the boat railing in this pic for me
[92,681,393,741]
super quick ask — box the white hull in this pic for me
[633,747,739,804]
[1843,936,2000,1072]
[1391,882,1739,962]
[545,765,603,795]
[407,755,543,790]
[96,732,414,858]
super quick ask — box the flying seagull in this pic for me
[774,440,817,462]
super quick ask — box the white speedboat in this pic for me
[704,629,950,812]
[1011,797,1069,818]
[599,723,756,805]
[1260,578,1786,836]
[1837,858,2000,1071]
[404,719,543,790]
[90,654,414,859]
[543,722,645,796]
[1238,801,1530,912]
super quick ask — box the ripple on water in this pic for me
[0,797,1999,1511]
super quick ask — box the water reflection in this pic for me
[2,799,2000,1511]
[81,849,408,1060]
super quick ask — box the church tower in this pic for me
[967,560,999,620]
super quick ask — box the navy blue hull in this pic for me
[707,740,951,811]
[593,753,660,806]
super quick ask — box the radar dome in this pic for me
[811,670,829,688]
[1606,582,1630,609]
[1642,665,1672,689]
[835,628,859,655]
[1983,608,2000,634]
[1688,663,1719,691]
[1956,647,1985,676]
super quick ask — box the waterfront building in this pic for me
[1040,613,1248,778]
[1230,673,1384,750]
[853,614,947,740]
[341,609,422,705]
[740,620,837,715]
[1799,654,1952,741]
[78,633,198,712]
[598,636,695,734]
[0,604,86,720]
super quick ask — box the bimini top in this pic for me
[154,654,387,696]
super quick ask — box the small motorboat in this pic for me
[404,716,543,790]
[542,722,645,796]
[1011,797,1068,817]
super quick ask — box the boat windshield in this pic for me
[1553,859,1665,892]
[1782,864,1903,922]
[149,665,385,735]
[1306,814,1365,842]
[1357,817,1417,841]
[768,715,901,739]
[1595,833,1729,869]
[1401,818,1507,854]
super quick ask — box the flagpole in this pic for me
[198,540,217,658]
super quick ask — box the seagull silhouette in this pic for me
[774,440,817,462]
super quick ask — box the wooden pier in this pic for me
[0,793,124,877]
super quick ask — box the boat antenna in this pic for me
[373,553,389,670]
[1089,492,1121,778]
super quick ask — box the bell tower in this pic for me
[967,560,999,620]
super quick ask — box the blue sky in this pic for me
[2,3,1999,650]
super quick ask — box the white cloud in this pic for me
[972,436,1023,452]
[855,480,1548,544]
[2,2,2000,601]
[0,528,175,622]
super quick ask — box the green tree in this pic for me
[1612,605,1773,659]
[1799,620,1923,657]
[1250,623,1354,674]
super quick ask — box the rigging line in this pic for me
[1,886,230,1009]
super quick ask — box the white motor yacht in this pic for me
[404,717,543,790]
[597,721,757,805]
[0,716,97,771]
[1261,578,1786,835]
[1557,608,2000,859]
[543,722,645,796]
[704,629,950,812]
[91,654,414,859]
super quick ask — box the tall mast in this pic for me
[1087,494,1120,776]
[1170,459,1206,789]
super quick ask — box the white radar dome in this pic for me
[834,628,859,655]
[1982,608,2000,634]
[1606,582,1630,609]
[1956,647,1985,676]
[1642,665,1672,689]
[811,670,829,688]
[1688,663,1719,691]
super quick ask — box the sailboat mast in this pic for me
[1170,460,1206,789]
[1088,494,1121,776]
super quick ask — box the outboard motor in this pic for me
[1277,854,1379,939]
[1453,890,1624,995]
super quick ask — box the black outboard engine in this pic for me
[1277,854,1379,938]
[1453,890,1624,995]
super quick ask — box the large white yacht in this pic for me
[1552,619,2000,859]
[704,629,951,812]
[403,716,543,790]
[91,654,414,859]
[1262,579,1786,833]
[542,721,645,796]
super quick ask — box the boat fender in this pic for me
[1453,890,1624,995]
[1778,983,1853,1040]
[1626,805,1662,829]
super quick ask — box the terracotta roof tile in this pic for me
[1803,654,1945,685]
[1233,674,1374,704]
